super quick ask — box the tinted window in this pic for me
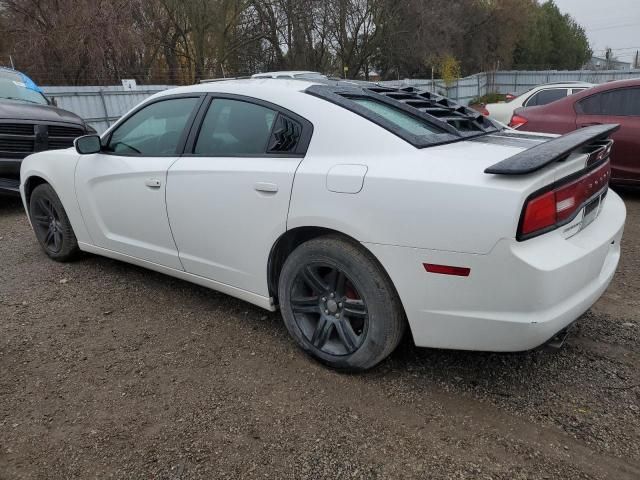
[526,89,567,107]
[351,98,443,135]
[579,88,640,116]
[577,93,603,115]
[108,98,198,155]
[195,99,276,155]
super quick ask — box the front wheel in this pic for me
[29,183,79,262]
[278,235,406,371]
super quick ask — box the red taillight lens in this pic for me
[519,159,611,240]
[479,106,490,116]
[521,191,556,235]
[509,114,528,129]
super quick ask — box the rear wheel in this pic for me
[29,184,79,262]
[278,235,405,371]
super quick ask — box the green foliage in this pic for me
[469,92,509,105]
[513,1,592,70]
[438,55,461,87]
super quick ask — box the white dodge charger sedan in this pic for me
[20,79,626,371]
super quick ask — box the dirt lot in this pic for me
[1,190,639,480]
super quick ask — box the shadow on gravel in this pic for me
[0,195,23,213]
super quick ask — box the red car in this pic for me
[509,79,640,185]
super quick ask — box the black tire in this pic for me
[278,235,406,371]
[29,183,79,262]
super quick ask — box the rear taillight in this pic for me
[518,159,611,240]
[509,114,528,129]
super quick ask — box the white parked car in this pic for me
[484,81,595,124]
[20,79,625,371]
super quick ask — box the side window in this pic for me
[107,97,199,155]
[571,88,588,95]
[194,99,277,156]
[599,88,640,116]
[526,89,567,107]
[577,93,603,115]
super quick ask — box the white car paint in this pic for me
[486,82,594,124]
[20,79,625,353]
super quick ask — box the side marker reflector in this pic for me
[423,264,471,277]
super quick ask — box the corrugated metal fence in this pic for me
[41,85,174,133]
[380,69,640,105]
[41,69,640,132]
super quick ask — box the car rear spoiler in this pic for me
[485,124,620,175]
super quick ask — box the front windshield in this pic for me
[0,71,48,105]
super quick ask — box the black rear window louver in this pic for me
[306,83,500,148]
[268,115,301,153]
[365,86,497,134]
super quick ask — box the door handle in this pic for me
[145,178,162,189]
[254,182,278,193]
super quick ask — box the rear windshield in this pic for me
[351,98,443,135]
[306,84,498,148]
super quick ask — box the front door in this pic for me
[76,96,202,269]
[166,96,311,296]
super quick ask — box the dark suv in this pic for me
[0,67,92,195]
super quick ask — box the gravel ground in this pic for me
[0,189,639,480]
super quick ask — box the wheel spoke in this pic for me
[302,266,329,294]
[311,316,333,349]
[343,299,367,319]
[37,198,49,216]
[32,214,49,226]
[44,228,54,246]
[335,318,359,352]
[328,269,346,296]
[53,231,62,251]
[291,296,320,314]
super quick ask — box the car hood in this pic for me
[0,100,84,125]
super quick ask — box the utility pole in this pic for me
[635,50,639,69]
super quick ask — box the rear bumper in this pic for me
[365,190,626,352]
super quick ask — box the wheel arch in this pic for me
[267,226,408,322]
[23,175,51,209]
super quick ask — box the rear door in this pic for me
[576,87,640,183]
[166,95,312,296]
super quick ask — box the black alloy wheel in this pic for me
[31,196,64,254]
[278,235,406,371]
[290,264,368,356]
[29,183,79,261]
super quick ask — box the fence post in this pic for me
[98,89,110,127]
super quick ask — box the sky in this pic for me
[553,0,640,65]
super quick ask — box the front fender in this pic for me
[20,150,91,245]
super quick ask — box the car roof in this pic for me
[578,78,640,93]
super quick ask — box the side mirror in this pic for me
[48,96,58,107]
[74,135,102,155]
